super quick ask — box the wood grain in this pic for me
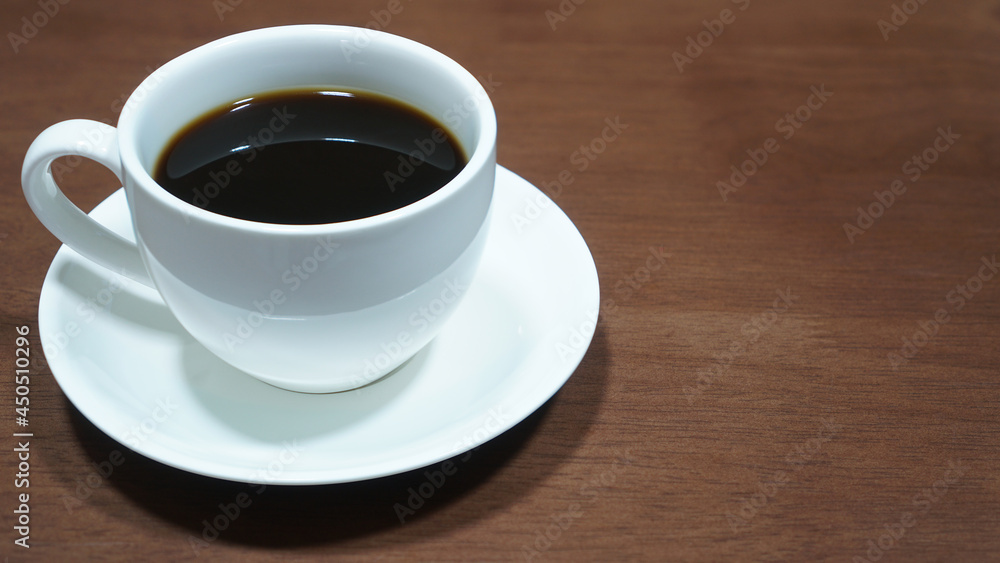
[1,0,998,561]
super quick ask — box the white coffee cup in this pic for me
[22,25,497,393]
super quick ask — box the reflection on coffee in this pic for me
[154,89,467,224]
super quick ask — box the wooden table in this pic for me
[2,0,998,561]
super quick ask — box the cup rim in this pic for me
[116,24,497,235]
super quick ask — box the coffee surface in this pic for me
[154,89,466,224]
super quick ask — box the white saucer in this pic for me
[38,165,600,485]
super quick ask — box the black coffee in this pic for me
[154,89,467,224]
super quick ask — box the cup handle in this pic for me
[22,119,153,287]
